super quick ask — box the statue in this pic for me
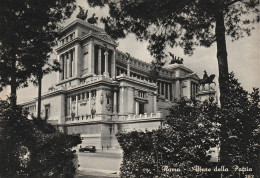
[199,70,216,89]
[76,6,88,21]
[203,70,208,80]
[87,13,98,25]
[169,52,183,64]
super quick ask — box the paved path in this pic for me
[75,168,119,178]
[76,149,122,177]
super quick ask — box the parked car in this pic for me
[79,146,96,153]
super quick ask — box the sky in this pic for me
[1,1,259,103]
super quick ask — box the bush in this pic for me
[116,73,259,177]
[117,99,219,177]
[0,100,81,177]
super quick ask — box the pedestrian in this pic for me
[107,145,109,150]
[102,145,103,151]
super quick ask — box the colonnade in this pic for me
[191,81,198,99]
[58,42,116,82]
[157,81,172,100]
[59,49,75,80]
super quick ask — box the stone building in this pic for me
[21,19,215,148]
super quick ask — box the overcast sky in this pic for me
[1,1,259,103]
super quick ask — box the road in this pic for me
[77,149,123,172]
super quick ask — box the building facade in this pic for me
[21,19,216,148]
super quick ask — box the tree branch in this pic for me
[226,0,243,7]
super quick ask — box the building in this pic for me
[21,19,216,148]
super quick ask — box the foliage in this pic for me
[87,0,258,56]
[116,99,219,177]
[148,60,165,82]
[218,72,260,177]
[117,73,259,177]
[0,100,81,177]
[87,0,259,108]
[0,0,76,106]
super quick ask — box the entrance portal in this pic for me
[139,103,144,114]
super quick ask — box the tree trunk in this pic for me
[10,57,17,109]
[215,0,230,166]
[215,0,229,108]
[37,75,42,118]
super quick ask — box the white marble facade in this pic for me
[21,19,215,148]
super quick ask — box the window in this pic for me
[45,105,50,120]
[91,90,96,97]
[138,91,146,98]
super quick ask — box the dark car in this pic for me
[79,146,96,153]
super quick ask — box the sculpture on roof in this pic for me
[199,70,216,89]
[169,52,183,64]
[76,6,88,21]
[88,13,98,25]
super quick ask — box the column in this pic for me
[160,82,162,96]
[127,59,130,76]
[72,49,75,77]
[176,80,181,100]
[113,90,117,114]
[66,52,70,78]
[111,50,116,78]
[74,44,80,77]
[88,42,95,74]
[167,83,170,100]
[75,94,78,116]
[191,82,193,99]
[119,87,125,115]
[157,81,160,94]
[164,83,167,98]
[59,55,63,81]
[104,50,109,78]
[89,92,92,117]
[64,53,67,79]
[127,87,134,114]
[59,94,66,124]
[98,47,102,75]
[69,96,72,116]
[68,50,72,78]
[153,92,157,113]
[135,101,139,115]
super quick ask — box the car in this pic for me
[79,146,96,153]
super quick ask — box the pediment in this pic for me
[96,32,118,46]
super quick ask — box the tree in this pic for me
[0,0,76,108]
[0,99,81,177]
[217,73,260,176]
[86,0,259,107]
[117,73,260,177]
[116,99,219,177]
